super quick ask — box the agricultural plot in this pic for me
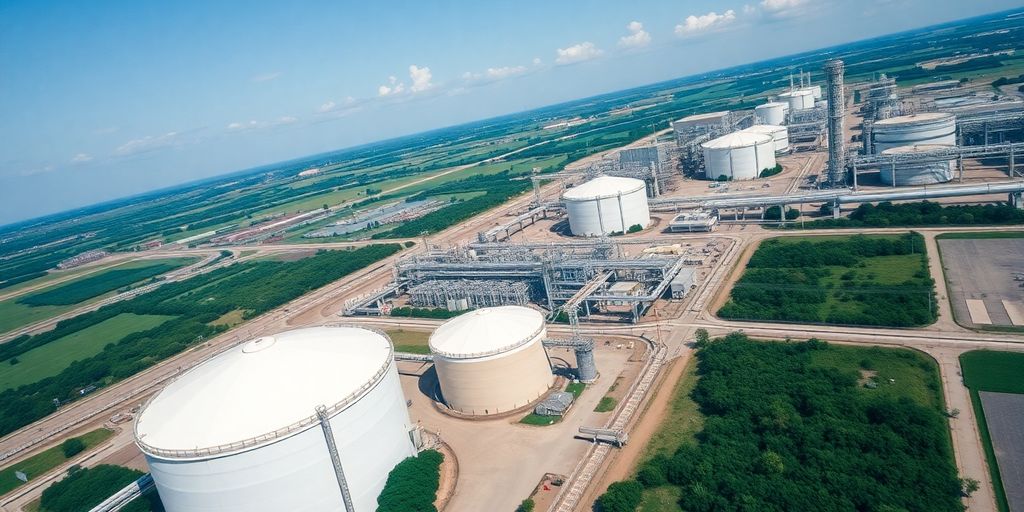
[938,238,1024,329]
[719,233,936,327]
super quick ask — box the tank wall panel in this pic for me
[435,336,555,415]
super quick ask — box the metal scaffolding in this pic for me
[408,279,531,309]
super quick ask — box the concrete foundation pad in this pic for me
[966,299,993,324]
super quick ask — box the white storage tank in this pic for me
[879,144,955,186]
[562,176,650,236]
[779,89,815,111]
[742,124,790,154]
[871,112,956,154]
[134,327,416,512]
[702,132,777,180]
[809,84,823,100]
[430,306,554,415]
[754,102,788,126]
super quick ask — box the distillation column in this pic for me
[824,59,846,187]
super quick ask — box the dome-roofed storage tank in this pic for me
[429,306,554,416]
[562,176,650,236]
[871,112,956,154]
[702,132,777,180]
[134,326,416,512]
[779,89,815,111]
[742,124,790,154]
[754,102,788,126]
[879,144,955,186]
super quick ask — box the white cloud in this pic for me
[409,65,433,92]
[277,116,298,125]
[487,65,528,79]
[70,153,93,163]
[675,10,737,35]
[758,0,815,18]
[555,42,603,65]
[378,75,406,96]
[226,116,298,132]
[251,71,282,83]
[318,101,336,113]
[114,132,182,156]
[618,21,651,48]
[761,0,806,11]
[532,57,542,66]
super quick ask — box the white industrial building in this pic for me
[671,111,730,133]
[870,112,956,154]
[562,176,651,236]
[879,144,955,186]
[134,327,416,512]
[754,102,788,126]
[741,124,790,154]
[668,211,718,232]
[779,89,815,111]
[429,306,555,416]
[702,132,777,180]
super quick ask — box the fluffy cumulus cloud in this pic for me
[675,10,737,35]
[318,100,337,113]
[463,64,530,82]
[70,153,93,163]
[409,65,433,92]
[114,132,182,156]
[378,75,405,96]
[618,21,651,48]
[759,0,814,18]
[555,42,603,65]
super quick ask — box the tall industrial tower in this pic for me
[824,59,846,187]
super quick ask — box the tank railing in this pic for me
[430,322,545,360]
[136,327,394,460]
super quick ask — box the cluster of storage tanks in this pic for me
[700,123,791,181]
[562,176,651,237]
[870,112,957,186]
[135,307,559,512]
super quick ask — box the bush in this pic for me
[61,438,86,458]
[793,200,1024,229]
[377,449,444,512]
[627,224,643,234]
[759,163,783,178]
[517,498,536,512]
[598,480,643,512]
[390,307,465,319]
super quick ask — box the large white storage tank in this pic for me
[742,125,790,154]
[430,306,554,415]
[134,327,416,512]
[879,144,955,186]
[702,132,777,180]
[871,112,956,154]
[779,89,815,111]
[562,176,650,236]
[754,102,788,126]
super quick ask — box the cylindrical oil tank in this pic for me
[754,102,788,126]
[430,306,554,415]
[879,144,955,186]
[562,176,650,236]
[702,132,777,180]
[871,112,956,154]
[742,124,790,154]
[809,84,822,100]
[134,327,415,512]
[779,89,815,111]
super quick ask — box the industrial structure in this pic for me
[824,59,847,187]
[429,306,555,416]
[562,176,651,236]
[133,327,417,512]
[742,124,790,154]
[779,89,815,111]
[754,101,788,126]
[702,132,777,180]
[878,144,955,186]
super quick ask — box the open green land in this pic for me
[0,244,404,437]
[960,350,1024,512]
[0,428,113,496]
[719,233,936,327]
[385,329,431,355]
[0,257,196,335]
[0,313,174,391]
[603,334,961,512]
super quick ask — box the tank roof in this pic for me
[779,89,813,97]
[429,306,544,359]
[135,326,393,457]
[743,124,786,134]
[755,102,788,109]
[562,175,646,200]
[702,131,772,149]
[880,143,953,154]
[874,112,955,126]
[675,111,729,122]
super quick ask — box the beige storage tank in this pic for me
[429,306,554,416]
[878,144,955,186]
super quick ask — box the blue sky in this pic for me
[0,0,1019,224]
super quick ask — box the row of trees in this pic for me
[18,262,182,306]
[390,307,466,319]
[376,449,444,512]
[797,201,1024,229]
[599,334,963,512]
[40,465,146,512]
[0,245,403,437]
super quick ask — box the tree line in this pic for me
[797,201,1024,229]
[377,449,444,512]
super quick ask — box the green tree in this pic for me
[694,328,710,347]
[517,498,536,512]
[598,480,643,512]
[61,438,85,458]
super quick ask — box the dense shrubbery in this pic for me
[764,205,800,220]
[377,449,443,512]
[759,163,783,178]
[602,334,962,512]
[991,74,1024,87]
[627,223,643,233]
[40,465,143,512]
[599,480,643,512]
[390,307,465,319]
[793,200,1024,229]
[0,245,402,437]
[719,233,936,327]
[18,263,182,306]
[61,438,85,458]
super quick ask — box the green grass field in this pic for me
[959,350,1023,512]
[0,257,195,334]
[0,313,175,391]
[385,329,431,354]
[0,428,113,496]
[594,396,617,413]
[810,344,944,409]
